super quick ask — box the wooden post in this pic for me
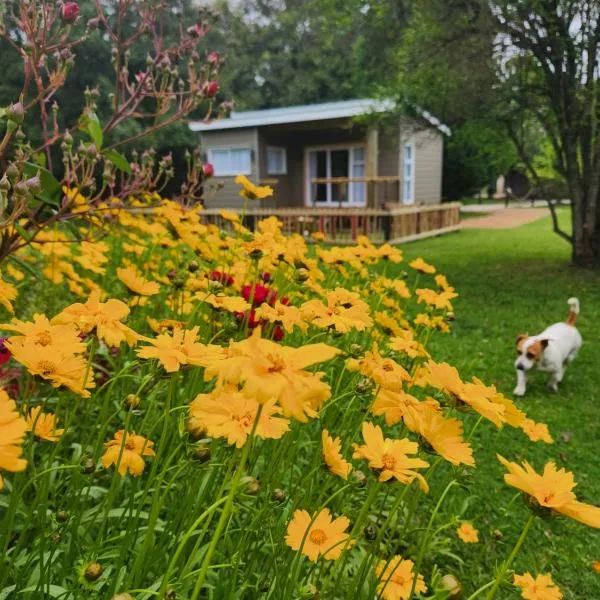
[365,124,379,207]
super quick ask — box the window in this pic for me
[403,143,414,204]
[307,146,366,206]
[267,147,287,175]
[208,148,252,176]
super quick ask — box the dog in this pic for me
[513,298,582,397]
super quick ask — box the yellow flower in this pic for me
[457,522,479,543]
[0,314,86,355]
[347,344,410,392]
[409,257,436,274]
[322,430,352,480]
[203,330,339,422]
[200,293,251,314]
[6,339,95,398]
[53,290,139,347]
[513,572,563,600]
[101,430,155,477]
[25,406,64,442]
[0,275,18,313]
[389,330,429,359]
[301,288,373,333]
[0,390,28,490]
[352,422,429,491]
[285,508,352,562]
[255,302,308,333]
[497,454,600,527]
[435,274,454,292]
[137,326,226,372]
[375,555,427,600]
[520,418,553,443]
[376,244,403,263]
[592,561,600,573]
[311,231,326,242]
[189,389,289,448]
[235,175,274,200]
[219,208,240,222]
[117,266,160,296]
[416,288,457,311]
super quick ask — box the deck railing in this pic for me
[201,202,461,244]
[309,176,401,207]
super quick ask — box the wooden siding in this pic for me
[413,129,443,205]
[199,128,259,208]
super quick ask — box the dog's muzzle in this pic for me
[516,363,526,371]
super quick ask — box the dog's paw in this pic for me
[548,381,559,393]
[513,387,526,397]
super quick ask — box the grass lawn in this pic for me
[400,209,600,598]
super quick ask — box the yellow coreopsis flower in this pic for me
[0,275,18,314]
[189,388,289,448]
[457,522,479,543]
[497,454,600,528]
[203,330,340,422]
[513,572,563,600]
[52,290,140,347]
[389,330,429,359]
[375,555,427,600]
[520,418,553,444]
[0,390,28,490]
[416,288,457,311]
[25,406,65,442]
[254,302,308,333]
[102,430,155,477]
[285,508,352,562]
[136,326,226,372]
[301,287,373,333]
[6,339,95,398]
[117,266,160,296]
[200,293,251,313]
[376,244,403,263]
[235,175,274,200]
[347,344,410,392]
[409,257,436,274]
[352,422,429,491]
[322,430,352,480]
[0,314,86,355]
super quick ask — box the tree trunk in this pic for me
[571,195,600,268]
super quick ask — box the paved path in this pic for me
[461,207,551,229]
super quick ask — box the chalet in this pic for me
[189,99,449,209]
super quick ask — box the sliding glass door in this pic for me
[307,147,366,206]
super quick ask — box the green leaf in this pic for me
[78,112,104,149]
[103,149,131,173]
[13,222,32,243]
[32,152,47,167]
[18,585,69,598]
[8,254,41,281]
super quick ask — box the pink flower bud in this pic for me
[206,51,221,65]
[61,2,80,24]
[187,23,207,38]
[202,163,214,177]
[203,81,219,98]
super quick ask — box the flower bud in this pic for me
[60,2,80,24]
[271,488,287,503]
[124,394,141,409]
[6,102,24,125]
[350,469,367,487]
[191,445,211,463]
[364,522,378,540]
[56,510,69,523]
[0,175,10,192]
[241,476,260,496]
[82,458,96,474]
[25,174,41,194]
[440,574,462,598]
[202,81,219,98]
[202,163,214,177]
[84,561,103,582]
[111,595,134,600]
[187,261,199,273]
[5,164,19,181]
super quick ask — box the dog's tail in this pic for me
[566,297,580,325]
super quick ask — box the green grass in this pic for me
[400,210,600,598]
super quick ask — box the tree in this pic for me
[490,1,600,267]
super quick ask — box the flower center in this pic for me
[381,453,396,470]
[37,360,56,376]
[125,438,136,450]
[36,331,52,346]
[309,529,327,545]
[266,354,286,373]
[235,411,255,428]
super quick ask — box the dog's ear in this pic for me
[539,338,549,349]
[516,334,528,351]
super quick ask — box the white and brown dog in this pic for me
[513,298,582,397]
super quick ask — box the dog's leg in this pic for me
[514,370,527,397]
[548,367,564,392]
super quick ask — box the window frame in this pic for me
[207,147,253,176]
[266,146,287,175]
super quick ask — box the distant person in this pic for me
[505,186,513,207]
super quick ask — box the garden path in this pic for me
[461,207,550,229]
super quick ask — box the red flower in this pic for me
[272,325,284,342]
[203,163,215,177]
[207,51,221,65]
[203,81,219,98]
[209,271,234,287]
[0,338,11,366]
[241,284,277,307]
[260,272,272,283]
[60,2,80,24]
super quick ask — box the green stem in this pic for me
[485,514,536,600]
[189,405,263,599]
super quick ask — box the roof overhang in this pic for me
[189,98,451,135]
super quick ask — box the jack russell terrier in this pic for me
[513,298,582,397]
